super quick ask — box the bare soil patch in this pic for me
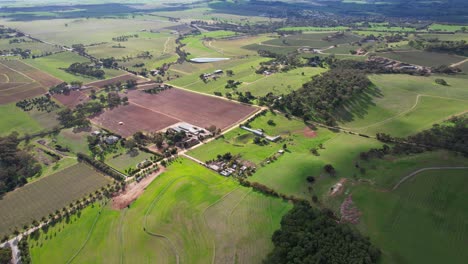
[53,90,89,108]
[91,103,179,137]
[112,168,165,210]
[302,127,317,138]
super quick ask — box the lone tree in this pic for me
[435,78,448,86]
[324,164,336,176]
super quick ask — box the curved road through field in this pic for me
[392,167,468,191]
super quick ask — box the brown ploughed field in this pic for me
[0,60,61,104]
[91,103,179,137]
[126,88,257,130]
[91,88,257,137]
[53,90,89,108]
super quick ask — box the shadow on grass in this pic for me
[334,85,383,123]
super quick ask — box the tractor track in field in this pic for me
[392,167,468,191]
[66,200,108,264]
[142,170,231,264]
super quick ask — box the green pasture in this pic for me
[252,32,360,49]
[29,158,291,264]
[0,103,59,136]
[0,163,112,236]
[428,23,468,32]
[189,111,324,164]
[190,111,381,200]
[51,128,92,155]
[171,58,325,96]
[337,74,468,137]
[105,147,153,173]
[250,133,381,200]
[353,168,468,264]
[418,33,468,41]
[379,50,464,67]
[25,52,124,83]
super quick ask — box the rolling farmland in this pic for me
[28,159,291,264]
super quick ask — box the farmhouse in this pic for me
[104,135,119,144]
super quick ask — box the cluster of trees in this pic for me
[362,116,468,160]
[57,108,90,128]
[18,239,31,264]
[66,62,105,78]
[112,34,138,42]
[48,82,83,95]
[225,79,242,89]
[0,132,41,195]
[256,51,304,73]
[143,85,172,94]
[0,47,31,58]
[16,95,59,113]
[409,39,468,56]
[76,153,125,181]
[0,247,11,263]
[269,69,371,125]
[264,202,380,264]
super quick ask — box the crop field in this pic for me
[0,59,62,104]
[353,168,468,264]
[25,51,125,83]
[28,159,292,264]
[418,33,468,41]
[92,88,256,137]
[2,17,180,46]
[0,103,52,135]
[206,34,275,57]
[378,50,464,67]
[337,74,468,137]
[0,163,112,236]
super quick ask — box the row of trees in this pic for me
[76,153,125,181]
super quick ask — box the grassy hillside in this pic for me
[29,158,291,264]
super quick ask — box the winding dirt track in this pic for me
[392,167,468,191]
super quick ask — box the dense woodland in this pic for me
[66,62,105,78]
[410,39,468,56]
[362,116,468,160]
[270,69,371,125]
[264,202,380,264]
[0,133,41,195]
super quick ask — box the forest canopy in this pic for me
[264,202,380,264]
[0,132,41,195]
